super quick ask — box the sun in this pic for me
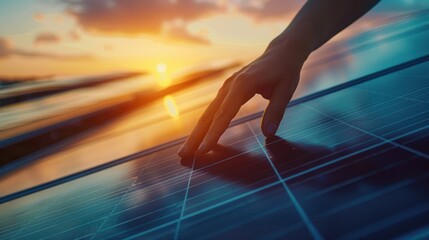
[156,63,167,74]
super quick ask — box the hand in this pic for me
[178,37,308,158]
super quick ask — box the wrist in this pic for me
[267,30,312,64]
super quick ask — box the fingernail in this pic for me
[266,122,278,136]
[198,142,208,153]
[177,144,186,156]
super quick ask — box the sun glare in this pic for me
[156,63,167,73]
[163,95,180,118]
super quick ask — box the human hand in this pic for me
[178,38,309,158]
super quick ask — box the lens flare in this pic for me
[163,95,180,118]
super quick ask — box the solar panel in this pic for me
[1,56,428,239]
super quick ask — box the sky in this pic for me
[0,0,427,77]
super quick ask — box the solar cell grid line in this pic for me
[7,192,64,240]
[174,155,196,240]
[317,172,429,219]
[281,122,429,185]
[382,111,429,139]
[5,194,75,239]
[247,113,383,180]
[340,203,429,240]
[302,93,429,142]
[333,93,422,123]
[95,197,184,232]
[334,91,427,127]
[126,141,428,238]
[291,148,424,205]
[89,154,155,239]
[91,145,194,239]
[127,126,314,238]
[339,95,429,138]
[285,145,429,239]
[182,185,302,239]
[177,182,314,239]
[298,154,416,200]
[358,85,429,104]
[247,123,324,240]
[397,225,429,239]
[395,126,429,156]
[183,149,279,216]
[289,145,399,190]
[303,104,429,160]
[13,186,128,239]
[179,126,278,213]
[6,155,154,240]
[302,157,410,201]
[357,108,429,139]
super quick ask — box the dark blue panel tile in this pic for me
[178,185,313,240]
[184,147,278,215]
[248,104,382,180]
[288,144,429,239]
[394,126,429,156]
[93,147,190,239]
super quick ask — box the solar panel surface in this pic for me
[2,10,429,199]
[1,55,428,239]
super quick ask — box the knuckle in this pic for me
[218,83,229,95]
[224,72,239,86]
[232,76,251,90]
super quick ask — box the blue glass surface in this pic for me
[1,58,428,239]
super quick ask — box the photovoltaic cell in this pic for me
[0,58,428,239]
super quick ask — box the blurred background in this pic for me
[1,0,429,198]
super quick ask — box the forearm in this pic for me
[271,0,380,58]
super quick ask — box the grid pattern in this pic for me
[0,60,429,239]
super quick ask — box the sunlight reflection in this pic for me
[163,95,180,118]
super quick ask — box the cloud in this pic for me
[62,0,223,44]
[13,49,92,60]
[235,0,305,21]
[33,13,46,22]
[163,20,210,45]
[61,0,308,44]
[0,37,91,60]
[70,30,81,41]
[34,32,61,45]
[0,38,12,57]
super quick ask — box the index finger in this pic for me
[198,82,254,154]
[178,80,231,158]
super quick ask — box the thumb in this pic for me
[261,85,291,137]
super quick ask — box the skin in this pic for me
[178,0,380,158]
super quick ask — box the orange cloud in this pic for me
[0,37,91,60]
[34,32,61,45]
[60,0,313,44]
[62,0,222,44]
[236,0,304,21]
[0,38,12,57]
[70,30,81,41]
[163,20,210,45]
[33,13,46,22]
